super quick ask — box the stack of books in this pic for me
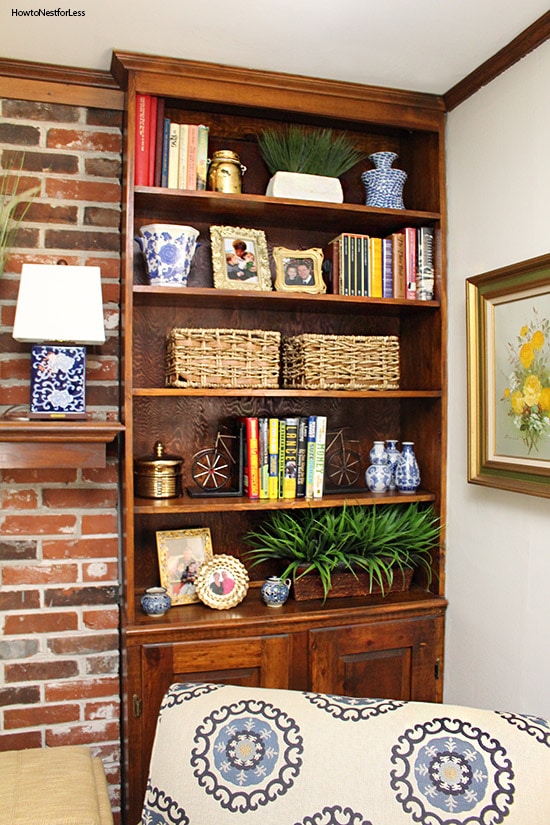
[325,226,434,300]
[134,94,209,191]
[239,415,328,501]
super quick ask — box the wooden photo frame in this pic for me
[210,225,272,291]
[194,554,249,609]
[466,253,550,498]
[273,247,326,293]
[156,527,214,605]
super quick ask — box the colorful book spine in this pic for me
[267,418,279,500]
[282,417,299,499]
[277,419,286,499]
[167,123,180,189]
[305,415,317,499]
[186,124,199,190]
[295,416,308,498]
[382,237,393,298]
[160,118,170,188]
[369,237,383,298]
[240,416,259,499]
[147,95,157,186]
[134,93,150,186]
[177,123,189,189]
[312,415,327,499]
[196,124,209,191]
[153,97,165,187]
[403,227,417,299]
[416,226,435,301]
[258,417,269,499]
[390,231,405,299]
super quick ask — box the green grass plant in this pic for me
[257,125,366,178]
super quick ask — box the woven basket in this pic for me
[165,328,281,389]
[292,567,413,601]
[282,333,400,390]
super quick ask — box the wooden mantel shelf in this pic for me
[0,420,124,469]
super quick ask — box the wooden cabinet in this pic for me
[112,50,447,823]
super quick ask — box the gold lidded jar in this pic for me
[207,150,246,194]
[134,441,183,499]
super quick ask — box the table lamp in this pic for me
[12,263,106,419]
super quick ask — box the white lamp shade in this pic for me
[13,264,106,345]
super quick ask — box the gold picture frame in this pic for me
[273,247,326,293]
[156,528,214,605]
[466,253,550,498]
[210,225,272,291]
[194,554,249,609]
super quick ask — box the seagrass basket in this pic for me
[282,333,400,390]
[165,328,281,389]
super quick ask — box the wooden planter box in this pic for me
[292,567,413,601]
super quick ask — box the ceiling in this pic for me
[1,1,549,95]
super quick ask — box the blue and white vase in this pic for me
[261,576,291,608]
[361,151,407,210]
[141,586,172,617]
[395,441,421,493]
[366,441,391,493]
[385,439,401,491]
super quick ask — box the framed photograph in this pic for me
[273,247,326,293]
[466,253,550,497]
[156,528,214,605]
[194,554,249,610]
[210,225,272,291]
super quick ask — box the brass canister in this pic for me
[134,441,183,499]
[207,150,246,194]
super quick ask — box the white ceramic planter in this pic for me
[265,171,344,203]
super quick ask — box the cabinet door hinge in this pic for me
[133,694,143,718]
[434,658,441,680]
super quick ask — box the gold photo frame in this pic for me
[210,225,272,291]
[273,247,326,293]
[466,253,550,498]
[194,554,249,609]
[156,528,214,605]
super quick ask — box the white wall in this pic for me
[445,40,550,715]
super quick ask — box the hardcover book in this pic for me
[282,417,299,499]
[240,416,260,499]
[417,226,435,301]
[312,415,327,499]
[268,417,279,499]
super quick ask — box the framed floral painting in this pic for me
[466,254,550,497]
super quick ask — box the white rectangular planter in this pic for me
[265,171,344,203]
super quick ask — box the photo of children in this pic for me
[225,238,258,282]
[156,528,213,605]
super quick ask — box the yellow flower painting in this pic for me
[502,310,550,453]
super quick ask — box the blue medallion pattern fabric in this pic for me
[141,684,550,824]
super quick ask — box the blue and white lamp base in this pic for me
[29,344,87,418]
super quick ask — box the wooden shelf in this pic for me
[0,420,124,468]
[133,387,442,398]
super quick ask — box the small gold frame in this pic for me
[194,554,249,609]
[156,528,214,606]
[273,247,326,293]
[210,225,272,291]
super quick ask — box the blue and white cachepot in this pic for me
[137,223,199,286]
[261,576,291,608]
[141,586,172,617]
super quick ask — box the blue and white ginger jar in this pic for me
[361,151,407,210]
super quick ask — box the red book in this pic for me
[134,93,150,186]
[239,417,260,499]
[402,227,417,299]
[147,96,158,186]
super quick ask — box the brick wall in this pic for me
[0,97,122,819]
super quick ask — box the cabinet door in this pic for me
[309,616,443,702]
[127,633,292,824]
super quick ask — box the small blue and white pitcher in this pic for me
[261,576,291,608]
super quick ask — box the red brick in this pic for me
[1,468,78,484]
[85,157,121,179]
[86,109,123,129]
[82,465,118,484]
[48,633,118,655]
[83,561,118,582]
[100,282,121,304]
[0,590,40,611]
[4,703,80,729]
[0,357,30,380]
[0,386,28,404]
[43,537,118,560]
[45,585,117,607]
[0,685,41,706]
[5,659,79,683]
[45,178,120,202]
[43,487,118,509]
[4,148,79,175]
[0,514,77,535]
[1,488,39,509]
[86,358,119,381]
[47,129,121,154]
[0,173,42,194]
[0,122,40,145]
[0,730,43,750]
[0,539,37,560]
[83,609,119,631]
[24,202,78,224]
[86,257,120,279]
[85,701,119,721]
[81,514,118,535]
[4,611,79,635]
[3,100,80,123]
[84,207,120,228]
[86,654,118,675]
[45,677,119,702]
[3,563,78,585]
[46,720,119,747]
